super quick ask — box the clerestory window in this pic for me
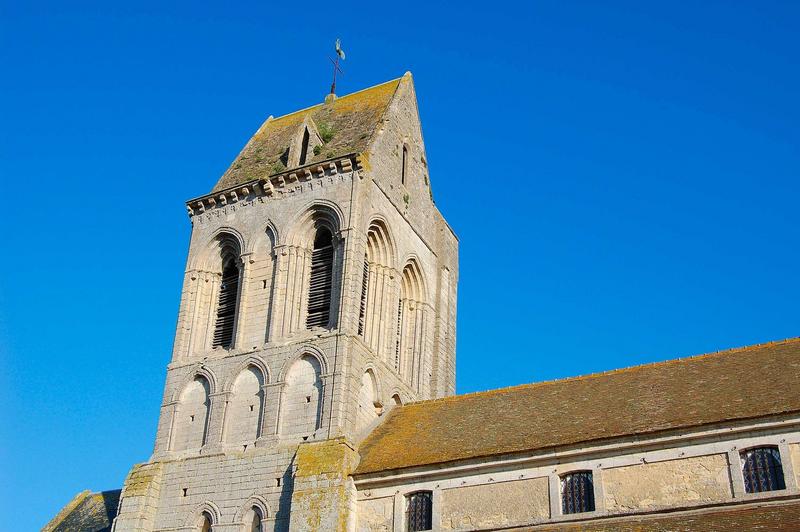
[741,446,786,493]
[406,491,432,531]
[561,471,595,514]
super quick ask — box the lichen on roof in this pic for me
[43,489,121,532]
[355,337,800,475]
[212,77,403,192]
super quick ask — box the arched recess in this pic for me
[394,259,428,389]
[223,364,266,446]
[171,374,212,452]
[355,369,382,433]
[248,224,279,344]
[274,203,343,336]
[235,496,271,532]
[279,354,323,439]
[358,219,396,359]
[185,231,244,357]
[187,502,221,532]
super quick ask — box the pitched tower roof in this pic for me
[212,76,405,193]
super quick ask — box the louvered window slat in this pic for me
[212,263,239,348]
[306,244,333,329]
[357,257,369,336]
[394,299,403,371]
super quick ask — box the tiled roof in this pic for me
[526,499,800,531]
[211,77,403,192]
[43,490,121,532]
[356,338,800,475]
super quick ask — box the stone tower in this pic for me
[112,73,458,531]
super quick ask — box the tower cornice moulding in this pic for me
[186,154,362,220]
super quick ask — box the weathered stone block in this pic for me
[603,454,732,512]
[440,477,549,530]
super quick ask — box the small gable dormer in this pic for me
[288,118,324,168]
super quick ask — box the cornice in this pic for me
[186,154,361,221]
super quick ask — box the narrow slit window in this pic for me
[401,145,408,185]
[357,255,369,336]
[299,127,310,166]
[306,227,334,329]
[561,471,595,514]
[212,256,239,348]
[406,491,432,531]
[741,447,786,493]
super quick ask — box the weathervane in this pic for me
[329,38,346,95]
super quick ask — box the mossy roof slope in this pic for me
[45,490,121,532]
[356,337,800,475]
[212,77,402,192]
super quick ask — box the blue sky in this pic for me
[1,1,798,528]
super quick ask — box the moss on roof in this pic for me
[44,490,121,532]
[356,337,800,475]
[212,77,402,192]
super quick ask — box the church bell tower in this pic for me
[112,73,458,532]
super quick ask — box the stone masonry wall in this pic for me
[440,477,550,530]
[790,443,800,488]
[603,454,732,512]
[356,496,393,532]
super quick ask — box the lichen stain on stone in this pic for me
[291,438,359,531]
[123,462,163,497]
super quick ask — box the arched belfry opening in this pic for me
[306,226,334,329]
[212,248,241,349]
[273,206,342,337]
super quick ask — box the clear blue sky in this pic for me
[1,1,798,528]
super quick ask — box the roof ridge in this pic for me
[403,336,800,408]
[266,77,403,124]
[360,72,411,153]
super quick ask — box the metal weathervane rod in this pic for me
[330,38,346,95]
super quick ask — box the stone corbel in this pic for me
[259,178,273,196]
